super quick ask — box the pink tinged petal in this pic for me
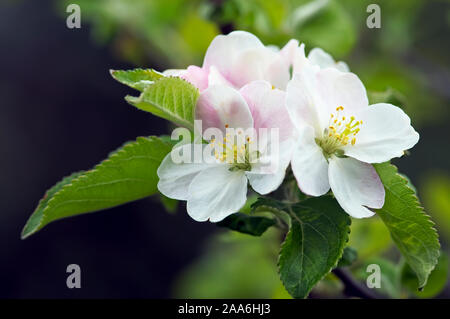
[204,31,290,89]
[208,66,234,88]
[230,48,279,88]
[240,81,293,142]
[203,31,263,76]
[187,166,248,222]
[328,156,385,218]
[180,65,209,91]
[157,144,216,200]
[344,103,420,163]
[195,85,254,135]
[291,126,330,196]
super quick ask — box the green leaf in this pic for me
[22,136,172,239]
[240,194,258,215]
[110,68,163,92]
[368,88,407,110]
[374,162,440,289]
[217,213,276,236]
[402,252,448,298]
[21,172,85,239]
[278,196,351,298]
[251,197,291,228]
[126,76,199,130]
[336,246,358,268]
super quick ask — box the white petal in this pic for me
[246,169,285,195]
[336,61,350,73]
[291,126,330,196]
[195,85,254,134]
[162,69,186,76]
[239,81,293,141]
[328,156,385,218]
[292,43,307,74]
[316,68,369,118]
[286,66,324,135]
[343,103,420,163]
[246,139,294,194]
[288,61,367,132]
[307,47,350,72]
[308,48,336,69]
[280,39,300,67]
[264,54,291,90]
[157,144,215,200]
[187,166,248,222]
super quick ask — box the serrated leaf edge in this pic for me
[21,136,171,239]
[126,76,198,131]
[277,200,351,299]
[376,163,440,288]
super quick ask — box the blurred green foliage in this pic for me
[422,173,450,243]
[57,0,450,298]
[173,229,282,298]
[354,257,403,298]
[59,0,449,127]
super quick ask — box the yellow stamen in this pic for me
[318,106,363,155]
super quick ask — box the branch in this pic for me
[332,268,387,299]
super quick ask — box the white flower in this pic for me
[157,81,294,222]
[286,61,419,218]
[291,43,350,73]
[162,31,297,91]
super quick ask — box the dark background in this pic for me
[0,0,216,298]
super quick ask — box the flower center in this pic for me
[315,106,362,158]
[210,125,257,171]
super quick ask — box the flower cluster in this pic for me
[157,31,419,221]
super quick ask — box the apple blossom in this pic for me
[163,31,298,91]
[157,81,294,222]
[307,47,350,72]
[286,61,419,218]
[291,43,350,73]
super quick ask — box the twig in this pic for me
[332,268,387,299]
